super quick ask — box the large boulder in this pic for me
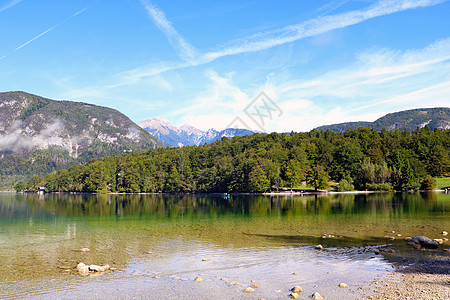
[411,236,439,249]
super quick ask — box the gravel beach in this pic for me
[369,254,450,299]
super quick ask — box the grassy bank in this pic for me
[435,177,450,189]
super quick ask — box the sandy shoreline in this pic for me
[368,254,450,299]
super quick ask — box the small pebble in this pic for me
[339,283,348,288]
[202,258,211,262]
[311,292,324,300]
[251,284,260,288]
[442,231,448,236]
[194,276,202,283]
[243,287,255,293]
[289,292,299,299]
[315,244,324,250]
[291,286,303,293]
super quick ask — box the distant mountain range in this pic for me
[138,118,255,147]
[316,108,450,132]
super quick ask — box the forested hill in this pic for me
[23,126,450,193]
[0,91,163,189]
[316,108,450,133]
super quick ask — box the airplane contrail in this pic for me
[0,0,22,14]
[0,6,89,62]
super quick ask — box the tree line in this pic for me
[15,126,450,193]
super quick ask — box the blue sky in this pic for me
[0,0,449,132]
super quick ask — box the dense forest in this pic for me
[16,126,450,193]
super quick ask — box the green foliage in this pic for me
[26,175,43,192]
[17,127,450,193]
[13,181,26,192]
[306,166,330,191]
[366,183,394,191]
[283,159,304,191]
[336,178,354,192]
[420,176,436,190]
[248,164,270,192]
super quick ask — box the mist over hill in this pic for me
[0,91,163,189]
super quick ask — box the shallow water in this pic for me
[0,192,449,299]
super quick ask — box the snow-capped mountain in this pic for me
[138,118,255,147]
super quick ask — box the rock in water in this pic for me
[315,244,324,250]
[442,231,448,236]
[411,236,439,249]
[102,264,111,271]
[194,276,202,283]
[289,292,299,299]
[89,265,105,272]
[78,266,90,275]
[339,283,348,288]
[311,292,324,300]
[76,262,86,270]
[291,286,303,293]
[243,287,255,293]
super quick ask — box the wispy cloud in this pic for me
[0,5,90,62]
[140,0,198,62]
[0,0,22,14]
[279,37,450,99]
[128,0,448,82]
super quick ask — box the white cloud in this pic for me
[126,0,448,82]
[140,0,198,62]
[279,37,450,100]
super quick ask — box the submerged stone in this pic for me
[411,236,439,249]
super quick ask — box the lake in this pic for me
[1,192,449,299]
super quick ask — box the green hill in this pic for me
[316,108,450,132]
[0,91,163,189]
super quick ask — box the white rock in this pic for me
[311,292,324,300]
[89,265,105,272]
